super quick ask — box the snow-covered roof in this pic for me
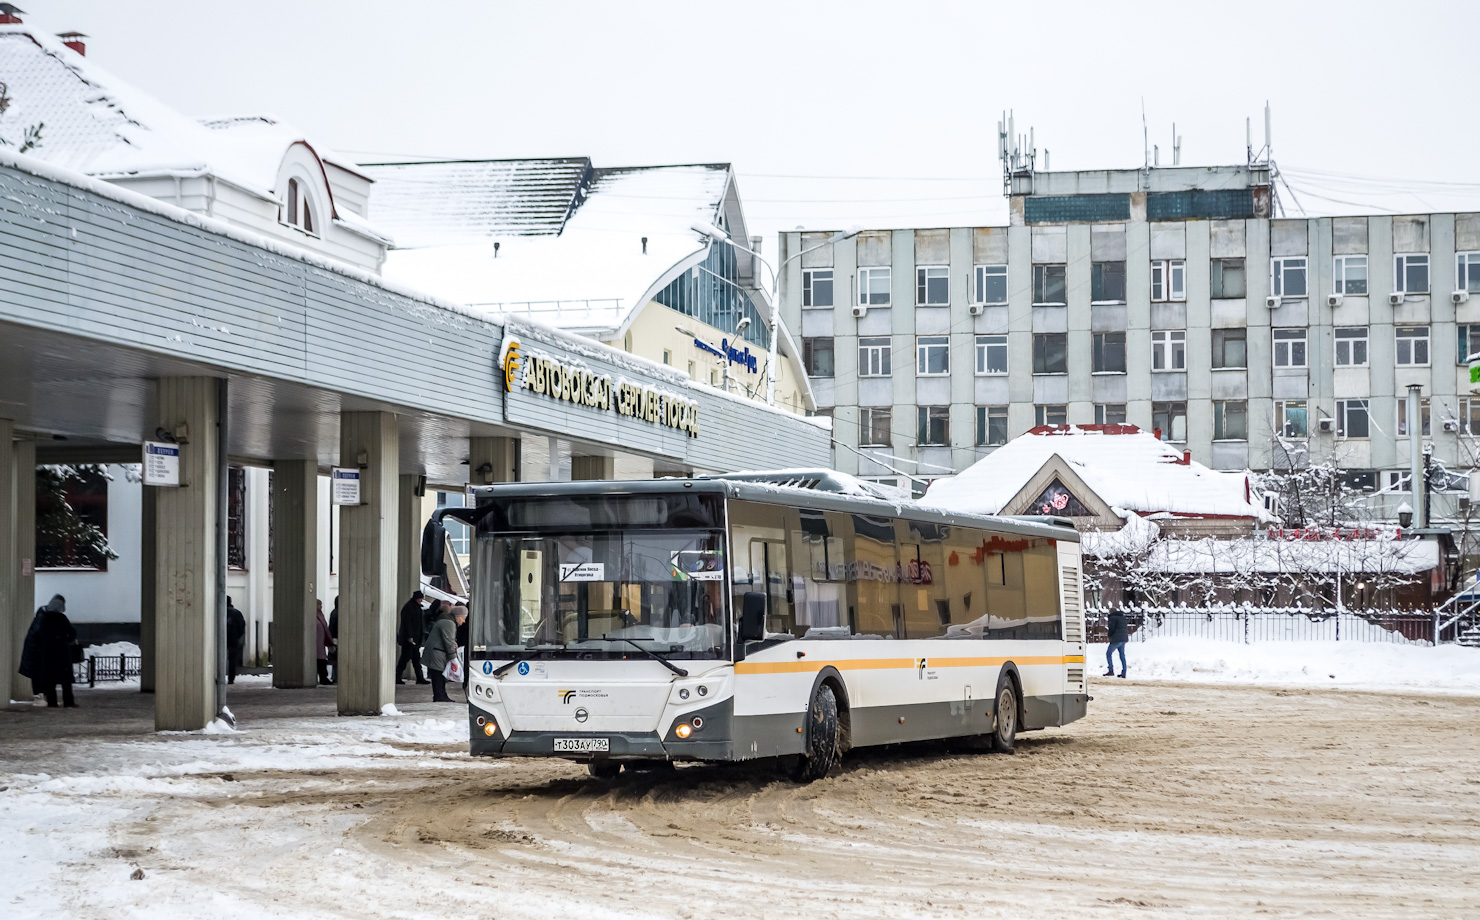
[360,158,592,246]
[0,28,368,207]
[370,161,730,336]
[1144,535,1439,575]
[919,424,1268,521]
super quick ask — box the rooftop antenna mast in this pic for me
[1141,98,1149,171]
[998,109,1037,196]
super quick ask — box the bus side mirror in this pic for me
[740,592,766,642]
[421,518,447,579]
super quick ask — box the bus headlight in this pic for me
[674,723,693,739]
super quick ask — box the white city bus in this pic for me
[423,472,1087,780]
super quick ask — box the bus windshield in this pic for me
[470,528,729,661]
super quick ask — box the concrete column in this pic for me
[272,460,318,689]
[0,418,14,701]
[154,378,221,732]
[10,438,35,701]
[337,411,398,716]
[396,474,423,614]
[572,455,615,481]
[469,436,520,484]
[139,483,157,693]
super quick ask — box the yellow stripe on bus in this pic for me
[735,654,1083,675]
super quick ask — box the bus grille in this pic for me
[1060,565,1084,644]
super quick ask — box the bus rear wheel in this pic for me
[789,684,840,782]
[991,677,1018,754]
[587,760,621,779]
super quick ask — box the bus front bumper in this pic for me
[468,699,735,762]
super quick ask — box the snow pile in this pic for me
[1093,637,1480,693]
[83,641,141,659]
[1080,510,1160,556]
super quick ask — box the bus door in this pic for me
[749,540,792,634]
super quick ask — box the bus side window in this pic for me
[846,513,900,639]
[1022,541,1063,641]
[904,521,951,639]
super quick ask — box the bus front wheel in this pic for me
[789,684,840,782]
[991,677,1018,754]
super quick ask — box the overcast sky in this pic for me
[25,0,1480,247]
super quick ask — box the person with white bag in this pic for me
[421,604,465,703]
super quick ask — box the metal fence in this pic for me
[72,654,143,687]
[1086,608,1444,645]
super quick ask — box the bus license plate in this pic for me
[554,737,610,753]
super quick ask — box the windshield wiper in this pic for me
[490,646,561,678]
[602,635,689,677]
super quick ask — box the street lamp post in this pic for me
[691,223,859,406]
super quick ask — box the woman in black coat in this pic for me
[30,594,79,708]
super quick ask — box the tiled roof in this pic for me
[359,158,593,247]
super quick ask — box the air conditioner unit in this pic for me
[1265,296,1281,309]
[1327,293,1344,308]
[1317,417,1335,433]
[851,305,868,318]
[1388,292,1405,306]
[1454,290,1471,305]
[1444,419,1461,433]
[968,303,985,316]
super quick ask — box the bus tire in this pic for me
[991,676,1018,754]
[587,760,621,779]
[789,684,840,782]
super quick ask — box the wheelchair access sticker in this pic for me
[517,661,530,676]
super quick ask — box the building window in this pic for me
[284,178,315,234]
[974,264,1008,305]
[917,406,950,446]
[803,337,834,377]
[227,466,247,570]
[36,465,111,570]
[1273,328,1307,368]
[976,405,1008,446]
[858,267,891,306]
[1032,264,1066,305]
[1458,252,1480,294]
[1091,261,1127,303]
[662,349,672,366]
[1394,254,1429,294]
[1337,399,1370,439]
[687,360,696,379]
[1095,403,1127,424]
[1213,400,1248,441]
[1151,330,1186,371]
[1152,402,1187,441]
[437,492,471,557]
[916,335,950,376]
[1150,259,1186,302]
[1271,257,1307,298]
[1032,333,1067,374]
[1276,400,1308,438]
[1092,332,1126,373]
[860,407,892,447]
[975,334,1008,375]
[1460,397,1480,436]
[858,336,892,376]
[1035,404,1067,426]
[1397,397,1431,437]
[803,269,833,308]
[1334,255,1368,295]
[1211,328,1247,369]
[1334,326,1368,367]
[1460,325,1480,365]
[1211,258,1246,298]
[1395,325,1430,366]
[916,266,950,306]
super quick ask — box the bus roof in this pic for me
[471,477,1079,543]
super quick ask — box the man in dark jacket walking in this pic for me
[226,597,247,684]
[395,590,429,685]
[29,595,79,707]
[1104,609,1129,678]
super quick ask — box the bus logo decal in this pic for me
[917,658,928,679]
[574,708,589,723]
[559,690,577,703]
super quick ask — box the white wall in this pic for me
[35,465,142,626]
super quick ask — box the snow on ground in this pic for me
[83,641,142,658]
[1092,636,1480,694]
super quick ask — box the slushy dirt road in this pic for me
[11,680,1480,919]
